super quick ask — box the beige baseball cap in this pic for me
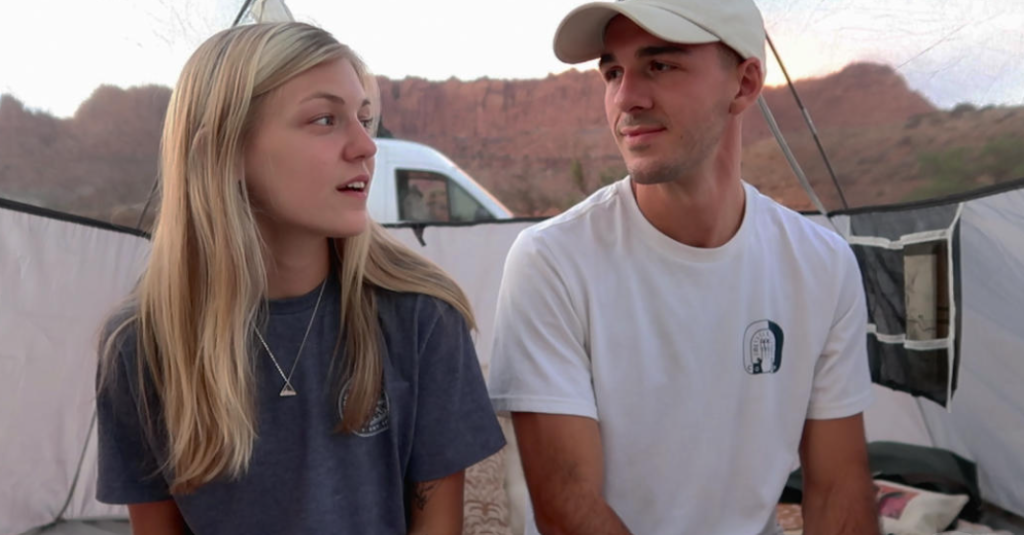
[553,0,767,67]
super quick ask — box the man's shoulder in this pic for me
[752,184,853,261]
[514,179,628,256]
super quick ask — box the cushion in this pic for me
[876,479,970,535]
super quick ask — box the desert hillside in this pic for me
[377,62,942,213]
[0,62,1021,226]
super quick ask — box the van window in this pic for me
[396,169,493,223]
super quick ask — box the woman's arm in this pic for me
[127,499,186,535]
[407,471,465,535]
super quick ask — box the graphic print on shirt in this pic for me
[743,320,784,375]
[338,381,391,437]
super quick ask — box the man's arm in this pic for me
[127,500,186,535]
[512,412,633,535]
[407,471,465,535]
[799,413,880,535]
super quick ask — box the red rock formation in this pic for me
[376,62,937,214]
[12,62,1017,225]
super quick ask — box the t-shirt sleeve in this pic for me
[95,327,172,504]
[807,244,875,420]
[487,230,598,420]
[406,300,507,483]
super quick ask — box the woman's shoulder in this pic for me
[96,301,145,392]
[99,302,141,358]
[375,289,469,346]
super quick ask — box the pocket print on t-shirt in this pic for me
[743,319,785,375]
[337,381,391,437]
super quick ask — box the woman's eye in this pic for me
[359,117,373,130]
[312,115,335,126]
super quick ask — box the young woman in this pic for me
[95,22,505,534]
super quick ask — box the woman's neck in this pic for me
[259,224,332,300]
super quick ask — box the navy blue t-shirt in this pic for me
[95,271,506,534]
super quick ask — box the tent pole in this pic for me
[135,176,159,231]
[232,0,258,27]
[765,33,850,211]
[757,96,840,233]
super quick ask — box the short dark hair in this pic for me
[716,43,744,70]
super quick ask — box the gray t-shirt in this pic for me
[95,271,506,534]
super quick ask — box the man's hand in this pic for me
[512,412,634,535]
[799,413,881,535]
[407,471,465,535]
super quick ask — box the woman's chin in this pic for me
[327,215,369,239]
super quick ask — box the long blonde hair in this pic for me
[99,22,474,494]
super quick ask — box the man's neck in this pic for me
[258,221,332,300]
[631,155,746,249]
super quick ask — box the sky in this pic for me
[1,0,1022,118]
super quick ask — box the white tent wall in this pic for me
[811,193,1024,518]
[2,186,1023,533]
[919,189,1024,516]
[819,188,1024,516]
[815,201,1024,514]
[385,222,539,376]
[0,207,149,535]
[863,385,933,446]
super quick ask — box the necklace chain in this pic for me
[254,277,327,397]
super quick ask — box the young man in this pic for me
[487,1,881,534]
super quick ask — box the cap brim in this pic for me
[553,2,721,64]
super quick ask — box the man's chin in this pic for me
[624,158,669,184]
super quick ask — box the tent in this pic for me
[3,179,1024,534]
[1,0,1023,534]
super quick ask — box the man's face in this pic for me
[599,16,738,185]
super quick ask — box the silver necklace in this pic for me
[254,277,327,397]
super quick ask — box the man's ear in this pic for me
[729,58,764,115]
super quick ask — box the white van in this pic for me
[368,139,513,224]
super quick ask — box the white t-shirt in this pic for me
[488,178,874,535]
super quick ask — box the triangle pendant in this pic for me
[279,383,297,397]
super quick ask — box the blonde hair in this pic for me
[99,22,474,494]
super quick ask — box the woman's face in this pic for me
[244,58,377,240]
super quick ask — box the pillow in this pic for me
[775,479,970,535]
[876,479,970,535]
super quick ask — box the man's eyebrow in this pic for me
[599,45,691,68]
[637,45,691,58]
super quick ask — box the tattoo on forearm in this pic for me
[411,480,442,511]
